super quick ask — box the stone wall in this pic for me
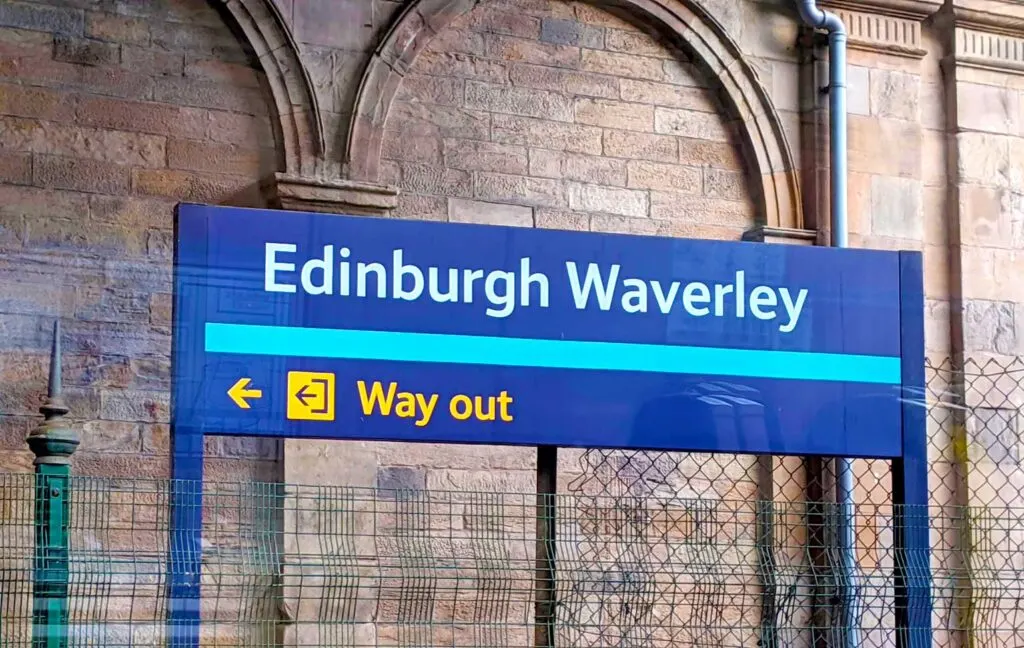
[3,0,1024,645]
[0,0,279,480]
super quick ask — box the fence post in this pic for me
[25,321,78,648]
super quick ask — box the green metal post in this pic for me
[26,321,78,648]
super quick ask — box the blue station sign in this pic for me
[173,203,920,458]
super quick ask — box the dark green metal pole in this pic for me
[26,321,78,648]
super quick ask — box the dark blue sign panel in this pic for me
[173,202,910,458]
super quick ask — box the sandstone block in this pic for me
[465,80,574,122]
[534,207,589,231]
[85,11,149,46]
[184,56,261,90]
[99,389,169,424]
[848,116,921,179]
[870,175,922,240]
[0,117,166,167]
[958,82,1020,135]
[567,182,647,217]
[0,151,29,184]
[53,34,118,67]
[150,292,172,325]
[539,18,603,48]
[443,138,528,175]
[90,195,175,230]
[703,167,746,201]
[402,164,471,197]
[382,126,443,165]
[152,77,266,115]
[602,129,676,162]
[0,2,83,35]
[167,139,268,177]
[131,168,255,203]
[475,171,565,207]
[848,65,870,116]
[870,68,920,122]
[590,214,660,235]
[491,114,602,154]
[416,50,509,83]
[650,191,753,225]
[661,59,704,87]
[574,97,652,131]
[390,101,490,140]
[396,73,463,107]
[471,6,541,39]
[76,96,207,139]
[448,197,533,227]
[626,160,700,192]
[508,63,617,99]
[528,148,563,178]
[119,45,183,76]
[485,33,580,68]
[393,194,447,221]
[209,110,272,144]
[619,78,713,111]
[563,153,626,186]
[34,154,129,194]
[425,27,487,57]
[581,48,663,81]
[955,131,1009,187]
[573,3,638,29]
[80,420,142,453]
[606,29,674,58]
[962,300,1018,355]
[0,83,75,121]
[654,107,729,141]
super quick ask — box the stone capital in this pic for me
[263,173,400,216]
[819,0,939,58]
[741,226,820,245]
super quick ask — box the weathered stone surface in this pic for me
[870,68,920,122]
[871,176,923,240]
[475,171,565,207]
[465,80,574,121]
[491,114,603,154]
[957,82,1020,135]
[567,182,647,217]
[626,160,700,192]
[443,139,528,175]
[654,107,730,142]
[448,197,533,226]
[574,97,653,131]
[963,299,1019,354]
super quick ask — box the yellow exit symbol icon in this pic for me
[287,371,335,421]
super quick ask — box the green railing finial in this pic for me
[26,319,79,465]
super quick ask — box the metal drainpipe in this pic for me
[795,2,858,648]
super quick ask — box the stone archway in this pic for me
[345,0,803,231]
[223,0,324,178]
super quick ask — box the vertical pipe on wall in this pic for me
[794,3,857,647]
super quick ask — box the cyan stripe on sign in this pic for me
[204,322,902,385]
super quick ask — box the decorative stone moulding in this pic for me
[264,173,400,216]
[952,24,1024,75]
[820,0,937,58]
[742,226,820,245]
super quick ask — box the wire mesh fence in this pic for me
[3,357,1024,646]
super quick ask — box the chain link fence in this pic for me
[3,356,1024,646]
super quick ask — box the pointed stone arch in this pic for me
[345,0,804,231]
[222,0,324,178]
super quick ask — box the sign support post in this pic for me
[893,252,933,648]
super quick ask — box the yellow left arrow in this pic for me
[227,378,262,409]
